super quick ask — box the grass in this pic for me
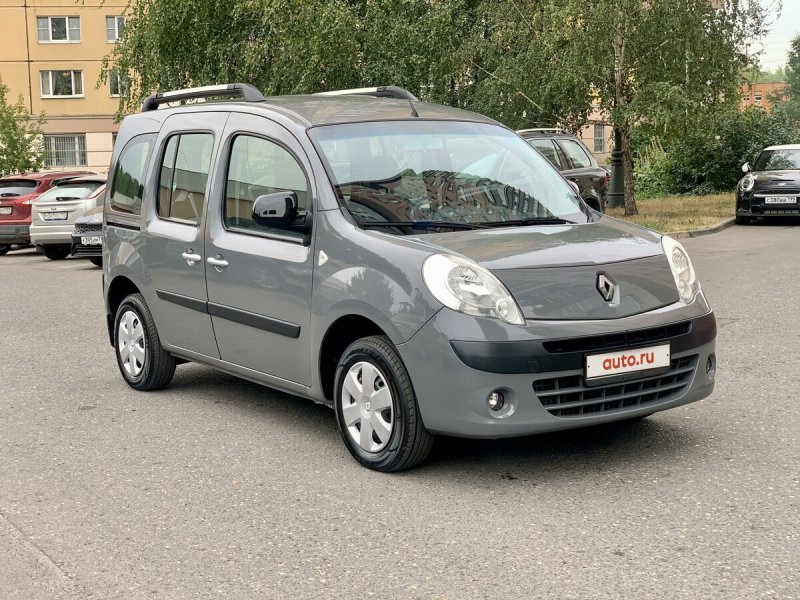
[606,193,735,233]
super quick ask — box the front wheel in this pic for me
[89,256,103,267]
[114,293,176,391]
[0,244,9,256]
[735,215,751,225]
[43,245,70,260]
[334,335,433,472]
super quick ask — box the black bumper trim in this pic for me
[450,312,716,374]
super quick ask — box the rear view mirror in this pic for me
[252,191,298,226]
[568,180,580,195]
[741,162,751,173]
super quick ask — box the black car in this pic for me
[736,145,800,224]
[70,206,103,266]
[517,128,609,212]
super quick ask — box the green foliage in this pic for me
[787,32,800,102]
[0,79,46,176]
[636,104,798,196]
[103,0,773,210]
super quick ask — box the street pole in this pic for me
[607,127,624,209]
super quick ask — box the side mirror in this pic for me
[252,191,298,226]
[568,180,580,195]
[741,162,751,173]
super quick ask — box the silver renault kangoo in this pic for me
[103,84,716,471]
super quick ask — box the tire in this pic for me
[334,335,434,472]
[89,256,103,267]
[0,245,9,256]
[43,245,71,260]
[113,293,176,391]
[735,215,751,225]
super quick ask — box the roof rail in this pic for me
[315,86,419,101]
[516,127,565,134]
[141,83,265,112]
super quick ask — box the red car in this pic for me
[0,171,95,255]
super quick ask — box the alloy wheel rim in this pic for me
[118,310,145,378]
[341,361,394,453]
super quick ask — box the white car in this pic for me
[29,175,107,260]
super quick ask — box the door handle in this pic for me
[181,251,202,266]
[207,255,229,271]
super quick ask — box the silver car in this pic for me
[103,84,716,471]
[30,175,106,260]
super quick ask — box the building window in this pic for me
[40,70,83,97]
[593,124,606,153]
[742,95,750,103]
[106,16,126,42]
[44,135,87,167]
[37,16,80,42]
[754,95,762,107]
[109,71,127,97]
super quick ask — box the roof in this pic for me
[0,171,94,182]
[762,144,800,151]
[138,94,499,128]
[54,174,107,185]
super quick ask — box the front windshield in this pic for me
[753,149,800,171]
[310,121,585,231]
[35,182,102,203]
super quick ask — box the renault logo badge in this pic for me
[596,272,616,302]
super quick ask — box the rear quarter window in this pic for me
[108,134,156,215]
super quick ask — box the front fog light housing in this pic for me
[487,391,506,411]
[423,254,525,325]
[662,235,698,303]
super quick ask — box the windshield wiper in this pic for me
[359,220,487,231]
[483,216,577,227]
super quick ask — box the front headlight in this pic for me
[740,174,755,192]
[662,236,698,303]
[423,254,525,325]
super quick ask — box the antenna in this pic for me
[407,95,419,118]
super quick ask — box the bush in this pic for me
[634,104,799,196]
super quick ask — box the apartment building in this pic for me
[0,0,128,172]
[740,81,788,113]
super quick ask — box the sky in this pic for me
[758,1,799,70]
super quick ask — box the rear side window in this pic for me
[558,139,593,169]
[157,133,214,225]
[224,135,308,236]
[109,134,155,215]
[0,180,38,197]
[527,139,562,170]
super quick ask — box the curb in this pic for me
[667,217,736,240]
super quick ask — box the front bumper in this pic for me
[29,223,74,246]
[0,224,31,244]
[397,300,716,438]
[737,191,800,217]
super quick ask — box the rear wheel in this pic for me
[114,293,175,391]
[89,256,103,267]
[0,244,9,256]
[334,335,433,472]
[43,245,71,260]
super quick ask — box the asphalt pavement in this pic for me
[0,221,798,599]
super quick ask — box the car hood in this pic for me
[413,217,679,320]
[750,170,800,191]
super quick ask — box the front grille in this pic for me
[74,223,101,235]
[72,244,100,256]
[762,207,800,215]
[533,355,698,417]
[542,322,691,354]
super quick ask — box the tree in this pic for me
[786,31,800,102]
[0,79,46,176]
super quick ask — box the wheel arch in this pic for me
[105,275,141,345]
[318,314,387,402]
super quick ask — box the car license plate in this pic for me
[0,207,11,215]
[42,212,68,221]
[81,236,103,246]
[586,343,671,380]
[764,196,797,204]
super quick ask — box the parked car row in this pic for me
[0,171,106,265]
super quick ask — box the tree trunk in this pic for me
[621,126,638,216]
